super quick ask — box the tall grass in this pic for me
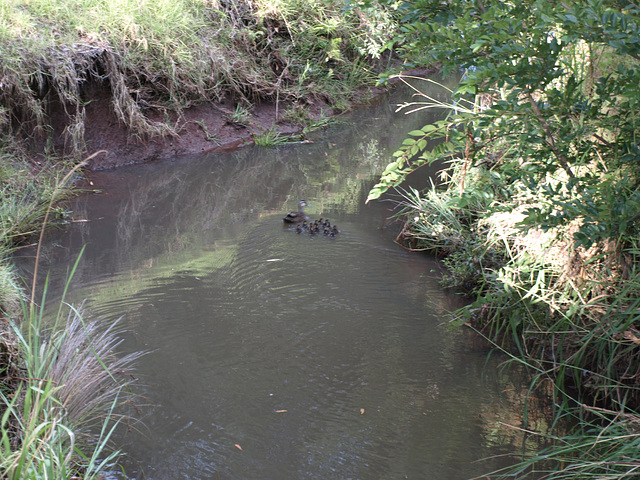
[0,253,21,320]
[390,156,640,478]
[0,148,81,321]
[480,403,640,479]
[1,293,142,479]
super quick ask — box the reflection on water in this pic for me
[16,77,548,479]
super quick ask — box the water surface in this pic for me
[21,78,532,479]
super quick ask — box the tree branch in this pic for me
[527,93,575,178]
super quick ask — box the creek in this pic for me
[18,77,543,479]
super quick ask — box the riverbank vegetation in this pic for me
[1,293,141,479]
[365,0,640,477]
[9,0,639,476]
[0,0,399,475]
[1,0,396,159]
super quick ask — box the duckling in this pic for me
[283,200,311,223]
[323,225,331,235]
[295,224,303,234]
[329,225,338,238]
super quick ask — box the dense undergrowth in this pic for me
[0,0,399,476]
[366,0,640,477]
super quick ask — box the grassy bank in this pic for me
[0,157,141,477]
[1,0,397,158]
[1,285,142,479]
[366,0,640,477]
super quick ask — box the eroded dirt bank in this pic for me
[67,83,384,171]
[66,84,334,170]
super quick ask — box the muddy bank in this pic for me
[46,65,439,171]
[57,83,388,171]
[61,84,318,171]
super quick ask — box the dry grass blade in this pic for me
[45,305,144,434]
[29,152,103,314]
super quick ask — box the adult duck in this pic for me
[283,200,310,223]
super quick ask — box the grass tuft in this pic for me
[252,127,298,146]
[1,294,142,479]
[0,152,142,476]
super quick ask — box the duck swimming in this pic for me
[283,200,310,223]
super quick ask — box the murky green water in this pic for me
[19,77,535,479]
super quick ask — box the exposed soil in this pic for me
[36,66,436,171]
[58,83,388,171]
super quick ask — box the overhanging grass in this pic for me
[0,152,140,476]
[486,406,640,479]
[0,0,397,157]
[0,157,75,249]
[1,298,142,479]
[390,162,640,478]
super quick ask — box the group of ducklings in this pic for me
[283,200,339,238]
[295,218,339,238]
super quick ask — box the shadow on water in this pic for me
[16,76,553,479]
